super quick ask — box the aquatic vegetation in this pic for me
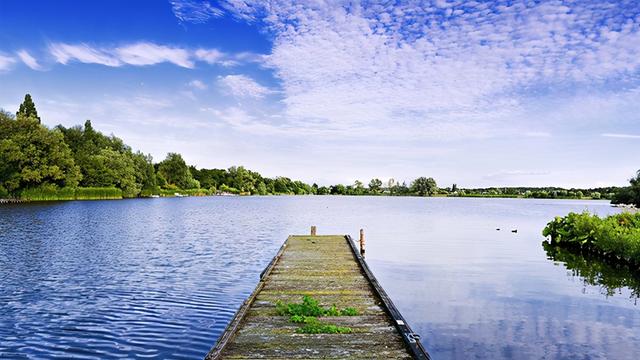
[275,295,358,334]
[543,211,640,266]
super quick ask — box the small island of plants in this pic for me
[543,211,640,267]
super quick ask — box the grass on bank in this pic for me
[20,186,122,201]
[543,211,640,266]
[275,295,359,334]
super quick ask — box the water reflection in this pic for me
[1,197,639,359]
[543,241,640,302]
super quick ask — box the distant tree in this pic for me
[612,170,640,207]
[16,94,41,123]
[369,178,383,194]
[273,177,291,194]
[411,177,437,196]
[330,184,346,195]
[256,181,268,195]
[452,183,458,192]
[157,153,197,189]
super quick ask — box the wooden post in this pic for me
[359,229,365,256]
[310,226,317,236]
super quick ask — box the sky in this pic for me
[0,0,639,188]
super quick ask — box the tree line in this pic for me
[1,94,636,203]
[0,94,439,198]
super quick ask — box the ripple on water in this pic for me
[1,196,638,360]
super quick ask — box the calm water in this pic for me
[0,197,638,359]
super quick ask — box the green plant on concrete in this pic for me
[275,295,359,334]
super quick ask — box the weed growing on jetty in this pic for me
[275,295,358,334]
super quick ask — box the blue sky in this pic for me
[0,0,639,187]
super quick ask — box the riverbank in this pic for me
[2,190,615,204]
[543,211,640,267]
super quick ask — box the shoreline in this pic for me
[0,193,618,204]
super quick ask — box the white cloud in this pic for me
[115,43,193,68]
[212,1,640,139]
[602,133,640,139]
[194,48,226,64]
[49,43,120,66]
[524,132,551,138]
[49,42,193,68]
[484,170,551,179]
[218,74,272,98]
[188,79,207,90]
[170,0,223,23]
[0,53,16,71]
[16,50,42,70]
[44,42,260,69]
[194,48,264,66]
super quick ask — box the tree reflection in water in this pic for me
[543,241,640,303]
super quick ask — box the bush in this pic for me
[543,211,640,265]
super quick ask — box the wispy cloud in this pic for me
[209,0,640,139]
[602,133,640,139]
[115,43,193,68]
[484,170,551,179]
[218,74,273,98]
[170,0,223,23]
[524,132,552,138]
[0,53,16,71]
[188,79,207,90]
[43,42,261,69]
[16,50,42,70]
[194,48,264,66]
[49,43,120,66]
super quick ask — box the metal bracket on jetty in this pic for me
[205,227,431,359]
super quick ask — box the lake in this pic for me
[0,196,638,359]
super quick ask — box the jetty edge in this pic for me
[205,230,431,359]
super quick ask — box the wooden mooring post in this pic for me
[359,228,366,256]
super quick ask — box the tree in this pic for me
[82,148,139,196]
[256,181,268,195]
[612,170,640,207]
[368,178,383,194]
[0,111,80,193]
[16,94,41,123]
[330,184,346,195]
[157,153,197,189]
[411,177,437,196]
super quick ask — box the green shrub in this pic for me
[543,211,640,265]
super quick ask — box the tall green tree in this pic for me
[16,94,41,123]
[0,110,80,193]
[157,153,198,189]
[411,177,438,196]
[82,148,139,196]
